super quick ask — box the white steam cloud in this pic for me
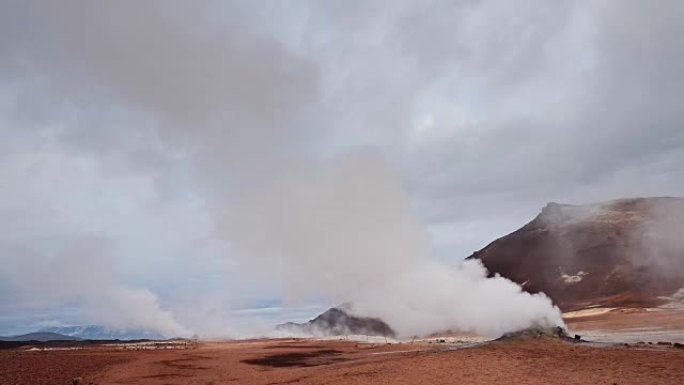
[224,150,563,337]
[0,236,190,337]
[2,0,682,338]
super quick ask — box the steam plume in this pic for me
[224,150,564,337]
[2,0,681,338]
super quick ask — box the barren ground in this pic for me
[566,308,684,343]
[2,309,684,385]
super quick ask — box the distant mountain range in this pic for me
[39,325,166,340]
[0,331,80,342]
[0,325,167,341]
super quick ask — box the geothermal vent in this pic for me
[496,326,573,342]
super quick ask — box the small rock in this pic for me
[72,377,83,385]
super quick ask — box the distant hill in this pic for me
[277,306,396,338]
[0,331,81,342]
[468,197,684,311]
[39,325,166,340]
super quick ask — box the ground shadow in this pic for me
[241,349,345,368]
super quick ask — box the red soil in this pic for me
[4,309,684,385]
[0,349,131,385]
[2,337,683,385]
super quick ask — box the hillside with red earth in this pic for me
[469,197,684,311]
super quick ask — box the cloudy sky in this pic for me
[1,0,683,337]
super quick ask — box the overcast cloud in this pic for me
[1,0,683,336]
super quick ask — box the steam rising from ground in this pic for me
[225,151,564,337]
[0,237,191,337]
[632,199,684,279]
[2,1,682,338]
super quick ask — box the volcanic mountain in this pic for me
[276,306,396,338]
[468,197,684,311]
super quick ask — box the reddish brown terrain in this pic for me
[0,348,132,385]
[469,197,684,311]
[2,335,684,385]
[4,196,684,384]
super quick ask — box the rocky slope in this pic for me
[468,197,684,311]
[276,307,396,338]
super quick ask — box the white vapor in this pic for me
[0,236,191,337]
[224,150,563,337]
[2,0,682,338]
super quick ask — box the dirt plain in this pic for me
[2,309,684,385]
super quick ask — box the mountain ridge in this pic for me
[468,197,684,311]
[39,325,167,340]
[0,331,81,342]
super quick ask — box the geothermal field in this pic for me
[3,1,684,384]
[3,198,684,384]
[2,310,684,385]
